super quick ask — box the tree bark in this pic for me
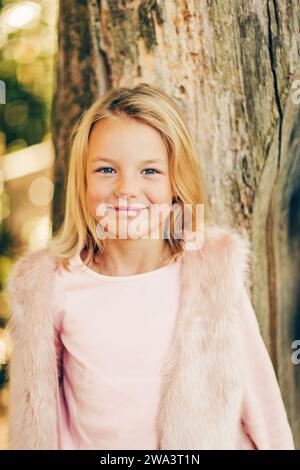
[51,0,300,447]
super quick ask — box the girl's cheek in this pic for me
[86,192,100,216]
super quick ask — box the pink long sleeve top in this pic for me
[53,253,294,450]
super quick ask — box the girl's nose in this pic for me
[114,180,139,199]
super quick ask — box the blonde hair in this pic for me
[48,83,211,271]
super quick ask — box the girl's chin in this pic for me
[95,220,164,240]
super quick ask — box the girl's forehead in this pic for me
[87,118,169,162]
[90,115,161,138]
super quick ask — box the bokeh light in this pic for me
[0,0,59,450]
[13,38,41,64]
[4,100,28,127]
[20,215,52,249]
[0,192,11,223]
[28,176,54,206]
[0,2,41,32]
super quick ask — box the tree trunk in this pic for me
[51,0,300,447]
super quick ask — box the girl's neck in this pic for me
[83,239,173,276]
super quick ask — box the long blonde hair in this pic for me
[48,83,211,271]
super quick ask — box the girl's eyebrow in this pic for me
[92,156,165,165]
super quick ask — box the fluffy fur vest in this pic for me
[5,224,251,450]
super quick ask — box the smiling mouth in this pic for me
[106,204,149,211]
[114,207,148,211]
[109,207,148,217]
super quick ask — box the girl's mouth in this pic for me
[108,206,149,216]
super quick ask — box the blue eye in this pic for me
[96,167,115,174]
[142,168,160,175]
[96,167,160,175]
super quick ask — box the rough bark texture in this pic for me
[51,0,300,446]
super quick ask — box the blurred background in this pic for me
[0,0,58,448]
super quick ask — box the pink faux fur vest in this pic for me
[5,225,252,450]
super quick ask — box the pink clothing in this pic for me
[53,254,294,450]
[53,255,182,450]
[239,285,294,449]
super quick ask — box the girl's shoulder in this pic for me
[181,224,252,306]
[185,223,251,277]
[185,223,250,253]
[4,247,58,316]
[5,223,251,307]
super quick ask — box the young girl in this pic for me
[6,83,295,450]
